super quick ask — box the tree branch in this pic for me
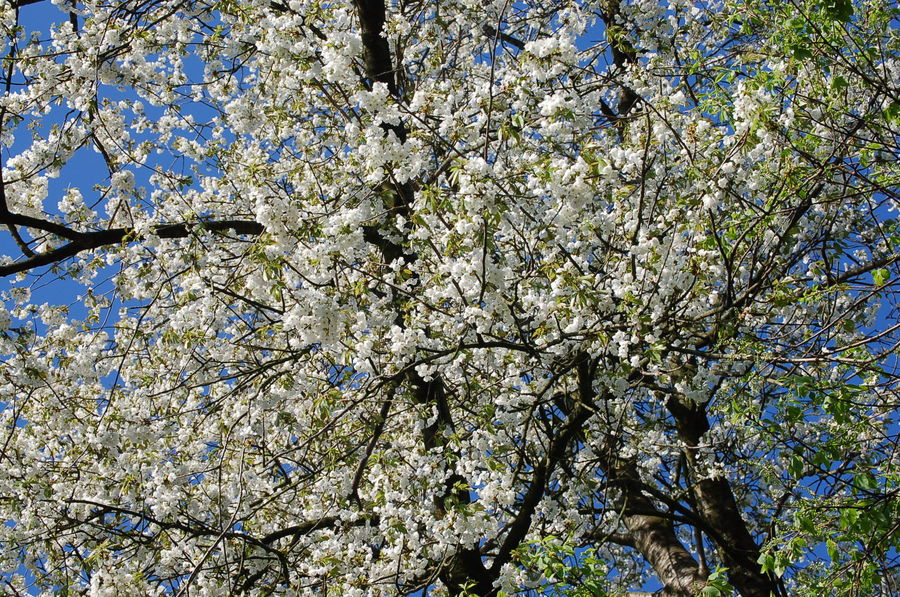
[351,2,489,593]
[666,396,777,597]
[609,460,708,597]
[598,0,639,117]
[491,354,596,577]
[6,0,48,8]
[0,219,264,277]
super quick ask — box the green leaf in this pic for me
[856,473,878,491]
[885,101,900,124]
[827,539,840,561]
[840,507,860,530]
[818,0,853,21]
[791,44,813,60]
[789,454,805,478]
[774,554,789,577]
[758,552,775,574]
[872,268,889,286]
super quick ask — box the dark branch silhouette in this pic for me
[0,215,264,276]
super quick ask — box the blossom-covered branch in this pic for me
[0,212,263,276]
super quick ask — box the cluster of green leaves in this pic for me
[504,536,610,597]
[760,480,899,596]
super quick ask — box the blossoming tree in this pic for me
[0,0,897,594]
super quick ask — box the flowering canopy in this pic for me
[0,0,898,594]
